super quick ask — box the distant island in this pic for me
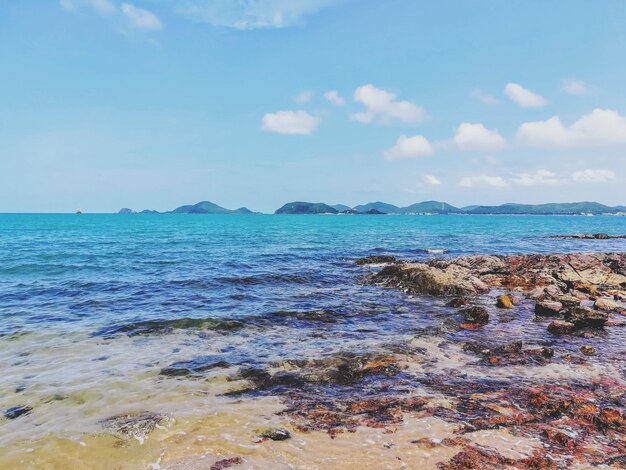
[274,200,626,215]
[118,201,255,215]
[118,200,626,216]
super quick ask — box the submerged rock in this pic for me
[99,411,165,442]
[3,405,32,420]
[94,317,245,338]
[548,320,576,335]
[255,427,291,441]
[210,457,243,470]
[446,296,468,307]
[354,255,398,265]
[462,306,489,324]
[580,345,595,356]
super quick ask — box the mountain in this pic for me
[275,202,338,214]
[118,208,136,214]
[331,204,352,212]
[400,201,463,214]
[353,202,401,214]
[465,202,621,215]
[170,201,255,214]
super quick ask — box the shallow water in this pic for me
[1,214,626,469]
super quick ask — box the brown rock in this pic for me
[535,301,563,316]
[580,345,595,355]
[559,295,581,307]
[595,298,622,312]
[548,320,576,335]
[462,306,489,324]
[564,306,608,327]
[496,295,514,309]
[446,296,468,307]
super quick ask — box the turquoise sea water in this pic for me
[1,213,626,337]
[1,213,626,465]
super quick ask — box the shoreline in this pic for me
[2,251,626,468]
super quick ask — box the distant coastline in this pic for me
[116,200,626,216]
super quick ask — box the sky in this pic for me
[1,0,626,213]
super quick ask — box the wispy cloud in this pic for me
[324,90,345,106]
[512,169,558,186]
[177,0,336,30]
[562,79,588,96]
[121,3,162,30]
[262,110,319,135]
[459,174,508,188]
[572,169,615,182]
[471,88,498,105]
[59,0,117,15]
[294,90,313,104]
[351,84,426,125]
[423,174,441,185]
[504,83,547,108]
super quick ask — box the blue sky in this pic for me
[1,0,626,212]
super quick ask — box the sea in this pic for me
[1,213,626,469]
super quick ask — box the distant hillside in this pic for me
[353,202,401,214]
[401,201,463,214]
[331,204,352,212]
[170,201,254,214]
[466,202,622,215]
[275,202,338,214]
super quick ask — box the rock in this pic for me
[580,345,595,356]
[572,281,598,296]
[210,457,243,470]
[594,298,622,312]
[99,411,165,442]
[355,255,398,265]
[548,320,576,335]
[541,347,555,358]
[535,301,563,316]
[3,405,32,420]
[564,307,608,327]
[559,295,581,308]
[446,296,468,307]
[496,295,513,309]
[372,263,488,296]
[462,306,489,324]
[255,427,291,441]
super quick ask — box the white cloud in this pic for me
[512,169,558,186]
[177,0,335,30]
[351,84,426,124]
[60,0,116,15]
[383,135,434,160]
[517,109,626,148]
[562,79,587,96]
[423,174,441,185]
[121,3,162,30]
[324,90,345,106]
[504,83,547,108]
[572,169,616,182]
[453,122,505,152]
[471,88,498,105]
[294,90,313,104]
[459,174,508,188]
[262,110,319,135]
